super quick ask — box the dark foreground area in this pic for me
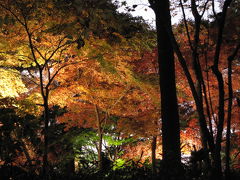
[1,164,240,180]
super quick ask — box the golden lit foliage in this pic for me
[51,35,160,136]
[0,69,27,98]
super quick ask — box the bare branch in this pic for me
[46,36,67,62]
[33,46,47,61]
[180,0,193,51]
[211,0,218,19]
[22,73,39,86]
[46,61,79,89]
[200,0,210,18]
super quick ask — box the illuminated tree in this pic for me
[0,1,79,178]
[53,30,159,171]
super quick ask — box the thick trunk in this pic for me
[160,6,216,155]
[149,0,182,178]
[156,0,181,164]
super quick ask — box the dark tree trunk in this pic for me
[95,105,103,171]
[43,94,50,180]
[65,145,75,176]
[151,136,157,178]
[225,54,233,180]
[211,1,232,179]
[149,0,182,179]
[225,43,240,180]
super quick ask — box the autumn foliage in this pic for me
[0,0,240,180]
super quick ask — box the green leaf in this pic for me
[113,158,126,170]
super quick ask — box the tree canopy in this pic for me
[0,0,240,180]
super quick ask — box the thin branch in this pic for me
[42,37,72,70]
[33,46,47,61]
[211,0,218,19]
[27,68,37,79]
[200,0,209,18]
[46,61,79,89]
[22,73,39,86]
[107,87,131,113]
[213,0,232,67]
[46,36,67,62]
[180,0,193,51]
[0,4,25,26]
[22,14,41,70]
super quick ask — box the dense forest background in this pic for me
[0,0,239,180]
